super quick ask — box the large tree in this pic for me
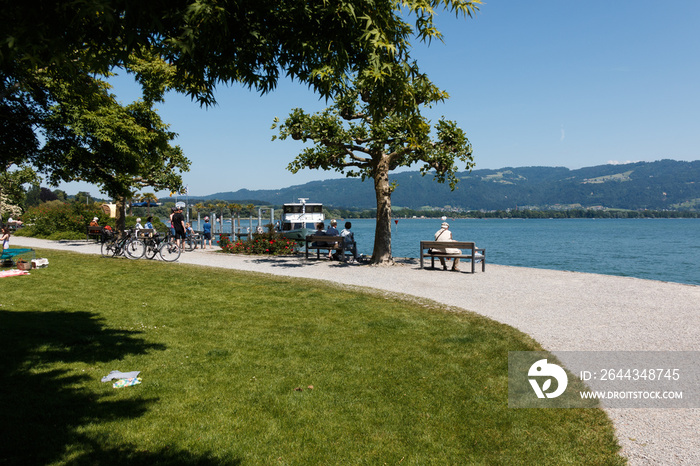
[273,67,474,264]
[1,0,480,220]
[37,63,187,230]
[1,58,189,230]
[1,0,480,107]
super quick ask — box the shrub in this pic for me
[16,201,174,239]
[20,201,107,238]
[220,230,299,256]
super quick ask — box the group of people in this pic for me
[133,217,155,230]
[168,207,213,250]
[5,208,466,269]
[89,209,214,251]
[313,219,359,261]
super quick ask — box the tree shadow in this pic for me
[0,310,241,464]
[250,256,369,268]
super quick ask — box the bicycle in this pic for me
[183,232,201,252]
[142,232,181,262]
[100,229,146,259]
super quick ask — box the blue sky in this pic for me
[58,1,700,198]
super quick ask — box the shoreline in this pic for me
[12,237,700,465]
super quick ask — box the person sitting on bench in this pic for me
[341,221,359,261]
[433,221,462,272]
[326,220,341,259]
[311,222,327,247]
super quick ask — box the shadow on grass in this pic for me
[0,310,240,465]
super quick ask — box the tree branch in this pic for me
[344,146,371,164]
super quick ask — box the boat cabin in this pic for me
[280,199,325,240]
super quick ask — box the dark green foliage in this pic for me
[15,201,170,238]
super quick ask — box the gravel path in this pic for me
[15,238,700,465]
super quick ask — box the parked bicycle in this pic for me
[100,229,146,259]
[141,231,181,262]
[183,232,201,252]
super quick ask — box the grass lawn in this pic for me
[0,249,624,465]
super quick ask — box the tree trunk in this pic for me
[115,196,127,237]
[371,162,394,265]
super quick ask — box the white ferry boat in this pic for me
[280,198,324,241]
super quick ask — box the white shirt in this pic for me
[434,228,461,254]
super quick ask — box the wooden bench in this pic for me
[5,221,22,232]
[305,235,347,261]
[135,228,156,239]
[419,241,486,273]
[86,225,103,241]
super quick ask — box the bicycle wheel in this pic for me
[184,236,196,252]
[101,239,118,257]
[159,240,181,262]
[144,239,159,260]
[124,238,146,259]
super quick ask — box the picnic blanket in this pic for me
[0,269,30,278]
[0,248,34,259]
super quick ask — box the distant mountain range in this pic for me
[201,159,700,211]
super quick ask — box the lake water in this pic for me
[192,217,700,286]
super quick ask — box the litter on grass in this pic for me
[101,370,141,382]
[113,377,142,388]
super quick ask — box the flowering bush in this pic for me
[220,231,299,256]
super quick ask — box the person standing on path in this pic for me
[169,207,177,236]
[202,217,212,249]
[172,207,186,250]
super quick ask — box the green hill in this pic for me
[203,159,700,211]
